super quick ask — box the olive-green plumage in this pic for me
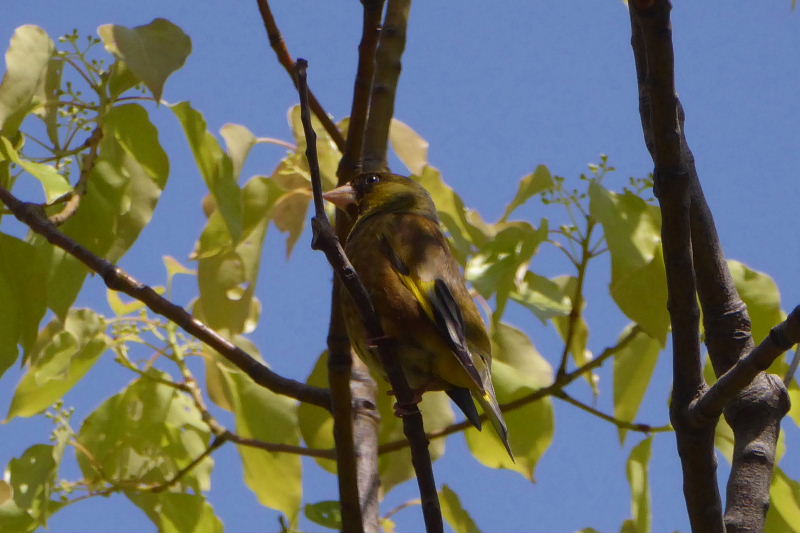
[324,172,512,459]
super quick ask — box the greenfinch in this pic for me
[324,172,512,459]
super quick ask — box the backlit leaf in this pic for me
[98,18,191,102]
[620,437,653,533]
[0,25,55,136]
[440,485,482,533]
[589,182,668,343]
[501,165,554,222]
[389,119,429,175]
[129,493,223,533]
[76,372,212,492]
[172,101,242,242]
[467,323,554,478]
[221,365,302,526]
[7,309,109,420]
[305,500,342,530]
[0,137,70,202]
[613,326,661,443]
[728,260,783,344]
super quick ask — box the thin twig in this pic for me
[553,390,670,433]
[254,0,346,151]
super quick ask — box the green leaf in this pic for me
[500,165,554,222]
[415,166,486,262]
[220,365,302,525]
[288,105,340,190]
[194,175,281,335]
[766,468,800,533]
[50,105,166,266]
[510,270,571,323]
[467,323,554,478]
[7,445,57,520]
[389,119,429,175]
[297,352,337,474]
[98,18,191,102]
[466,220,548,322]
[0,25,55,136]
[0,233,47,376]
[613,326,661,443]
[271,189,311,257]
[7,309,109,420]
[129,493,223,533]
[106,104,169,186]
[0,137,71,202]
[127,491,225,533]
[172,101,242,241]
[28,234,88,321]
[31,56,63,148]
[107,59,139,100]
[620,436,653,533]
[221,123,257,183]
[0,501,36,533]
[305,500,342,530]
[439,485,482,533]
[728,260,783,344]
[77,372,212,491]
[590,181,667,343]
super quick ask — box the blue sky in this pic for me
[2,2,799,532]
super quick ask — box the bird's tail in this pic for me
[476,383,514,461]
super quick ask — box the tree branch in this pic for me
[329,3,386,531]
[254,0,346,151]
[296,60,443,533]
[628,3,723,531]
[362,0,411,172]
[0,186,331,409]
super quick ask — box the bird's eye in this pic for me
[365,174,380,185]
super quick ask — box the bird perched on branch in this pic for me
[324,172,512,459]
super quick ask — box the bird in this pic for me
[323,172,513,459]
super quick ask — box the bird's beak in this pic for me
[323,184,357,210]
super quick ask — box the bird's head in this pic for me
[323,172,437,220]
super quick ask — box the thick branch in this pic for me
[0,187,330,409]
[691,307,799,424]
[254,0,346,151]
[337,0,385,182]
[328,3,386,531]
[362,0,411,172]
[628,3,722,531]
[296,60,442,533]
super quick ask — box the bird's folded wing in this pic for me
[379,233,485,391]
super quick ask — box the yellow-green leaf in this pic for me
[389,118,429,175]
[621,437,653,533]
[766,468,800,533]
[0,25,55,135]
[589,182,668,343]
[129,493,223,533]
[728,259,783,344]
[172,101,242,242]
[7,309,109,420]
[467,323,554,478]
[0,137,70,202]
[613,326,661,443]
[98,18,191,102]
[501,165,554,222]
[297,352,336,473]
[440,485,482,533]
[221,365,302,526]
